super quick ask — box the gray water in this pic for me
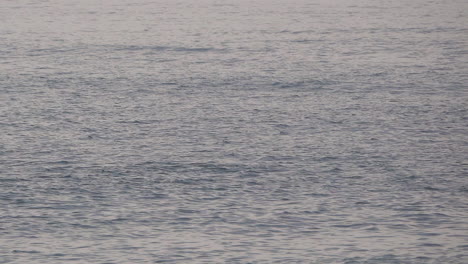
[1,0,468,263]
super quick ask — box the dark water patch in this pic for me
[386,224,411,230]
[69,223,97,229]
[331,223,376,229]
[0,178,29,182]
[12,250,41,254]
[417,232,441,237]
[418,243,443,247]
[108,44,226,54]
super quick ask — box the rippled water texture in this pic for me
[1,0,468,263]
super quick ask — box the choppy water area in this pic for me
[1,0,468,263]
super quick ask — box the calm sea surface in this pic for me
[1,0,467,263]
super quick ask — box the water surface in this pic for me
[1,0,467,263]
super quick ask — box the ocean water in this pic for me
[1,0,467,263]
